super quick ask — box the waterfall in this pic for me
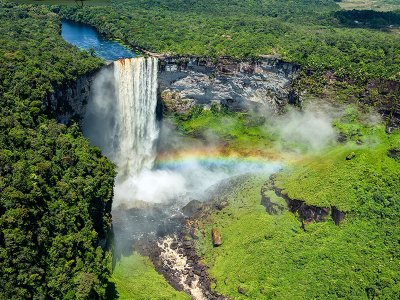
[83,57,159,204]
[113,57,159,178]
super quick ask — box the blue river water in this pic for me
[61,19,136,61]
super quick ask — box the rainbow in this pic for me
[154,148,283,175]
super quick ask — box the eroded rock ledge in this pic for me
[158,56,300,114]
[261,174,345,226]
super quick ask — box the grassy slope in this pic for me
[171,109,277,156]
[275,117,400,212]
[195,174,400,299]
[111,253,189,300]
[193,110,400,299]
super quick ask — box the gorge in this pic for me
[58,18,391,300]
[2,3,400,299]
[60,19,291,298]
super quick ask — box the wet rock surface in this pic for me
[112,183,237,299]
[130,177,252,299]
[138,231,228,300]
[112,201,186,257]
[182,200,204,217]
[45,73,93,124]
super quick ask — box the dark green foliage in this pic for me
[335,9,400,28]
[0,2,115,298]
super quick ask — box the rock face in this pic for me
[387,147,400,161]
[158,56,299,114]
[331,206,346,226]
[44,73,94,124]
[261,174,346,226]
[45,56,299,124]
[141,232,227,300]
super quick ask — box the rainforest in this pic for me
[0,0,400,299]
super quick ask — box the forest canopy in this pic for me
[0,2,115,299]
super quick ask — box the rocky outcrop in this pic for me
[388,147,400,161]
[44,62,115,125]
[331,206,346,226]
[139,232,227,300]
[45,55,300,124]
[261,174,345,226]
[182,200,204,217]
[158,56,299,114]
[365,79,400,130]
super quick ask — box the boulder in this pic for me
[346,152,356,160]
[182,200,203,217]
[211,228,222,247]
[388,148,400,161]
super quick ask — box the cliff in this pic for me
[261,174,346,226]
[44,74,94,124]
[158,56,300,114]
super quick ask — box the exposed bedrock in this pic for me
[261,174,345,226]
[158,56,300,114]
[138,231,227,300]
[45,56,300,124]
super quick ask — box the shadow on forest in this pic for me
[105,280,119,300]
[335,10,400,29]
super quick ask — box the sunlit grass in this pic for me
[111,253,189,300]
[193,108,400,299]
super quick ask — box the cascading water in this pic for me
[83,57,159,205]
[113,57,159,178]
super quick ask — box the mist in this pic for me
[273,104,338,152]
[82,65,118,159]
[113,158,281,207]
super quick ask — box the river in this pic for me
[61,19,136,61]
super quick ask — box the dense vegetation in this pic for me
[195,116,400,298]
[2,0,400,299]
[0,2,115,298]
[56,0,400,128]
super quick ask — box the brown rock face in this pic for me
[212,228,222,247]
[262,175,346,226]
